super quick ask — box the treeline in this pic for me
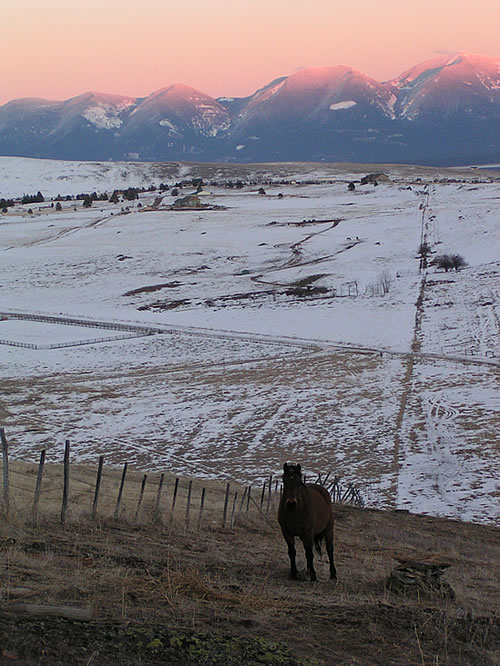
[21,191,45,204]
[0,198,15,211]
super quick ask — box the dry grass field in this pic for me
[0,462,499,665]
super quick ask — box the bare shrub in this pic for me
[431,253,467,272]
[378,271,392,294]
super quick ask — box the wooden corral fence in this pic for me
[0,428,364,529]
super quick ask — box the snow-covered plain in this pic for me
[0,157,498,524]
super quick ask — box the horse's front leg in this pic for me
[301,536,317,582]
[284,533,298,579]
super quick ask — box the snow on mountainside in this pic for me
[62,92,136,130]
[388,52,500,119]
[236,66,396,123]
[126,84,231,137]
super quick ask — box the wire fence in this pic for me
[0,428,364,531]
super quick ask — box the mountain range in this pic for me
[0,52,498,166]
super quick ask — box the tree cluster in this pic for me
[122,187,140,201]
[431,254,467,272]
[21,191,44,204]
[75,192,108,202]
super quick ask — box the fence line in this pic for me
[0,332,152,350]
[0,432,365,530]
[0,312,159,335]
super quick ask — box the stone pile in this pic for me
[387,554,455,599]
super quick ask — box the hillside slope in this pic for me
[0,484,498,665]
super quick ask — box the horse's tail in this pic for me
[314,533,324,556]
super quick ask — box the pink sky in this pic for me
[1,0,499,104]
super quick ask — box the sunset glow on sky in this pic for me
[1,0,499,104]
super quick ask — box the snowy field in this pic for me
[0,157,498,524]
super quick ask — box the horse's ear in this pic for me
[283,463,289,472]
[297,464,301,472]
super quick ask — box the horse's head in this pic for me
[282,462,304,511]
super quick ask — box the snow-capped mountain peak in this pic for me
[389,52,500,119]
[0,53,498,163]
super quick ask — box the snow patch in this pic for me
[329,100,357,111]
[159,118,177,130]
[82,105,124,130]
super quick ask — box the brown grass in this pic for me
[0,463,499,664]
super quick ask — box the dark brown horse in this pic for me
[278,463,337,582]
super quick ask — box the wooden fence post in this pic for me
[260,481,266,509]
[266,475,272,512]
[33,449,46,519]
[154,473,165,520]
[238,487,248,515]
[0,428,9,514]
[198,487,206,530]
[60,440,70,525]
[114,462,128,519]
[230,491,238,528]
[92,455,104,519]
[185,479,192,528]
[170,477,179,521]
[246,486,252,513]
[222,482,230,528]
[135,474,148,521]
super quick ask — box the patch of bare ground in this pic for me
[0,470,498,665]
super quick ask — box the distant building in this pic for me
[360,173,389,185]
[172,195,204,209]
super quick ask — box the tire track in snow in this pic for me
[18,214,115,248]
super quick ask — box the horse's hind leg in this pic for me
[325,518,337,580]
[301,537,317,582]
[284,533,298,579]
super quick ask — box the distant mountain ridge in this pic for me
[0,52,498,165]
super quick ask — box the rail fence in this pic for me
[0,312,160,335]
[0,428,364,530]
[0,333,152,350]
[0,311,161,350]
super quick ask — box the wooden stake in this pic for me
[238,487,248,514]
[92,455,104,519]
[170,477,179,520]
[33,449,46,519]
[266,475,272,512]
[135,474,148,521]
[114,462,128,519]
[198,487,206,530]
[222,482,230,528]
[230,491,238,528]
[260,481,266,508]
[246,486,252,512]
[0,428,9,514]
[154,473,165,519]
[60,440,70,525]
[185,479,192,528]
